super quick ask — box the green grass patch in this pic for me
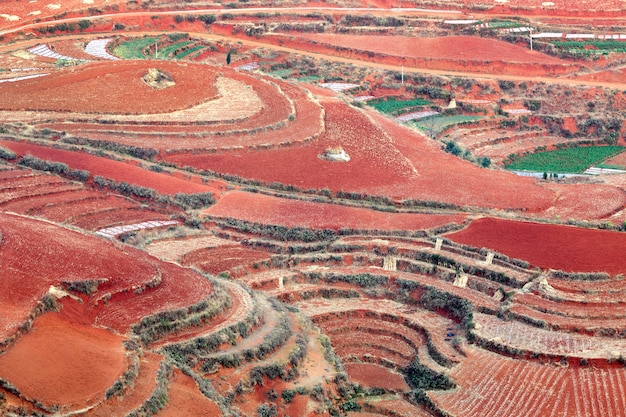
[411,115,483,134]
[370,98,432,115]
[506,146,624,173]
[113,37,157,59]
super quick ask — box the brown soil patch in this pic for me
[0,313,125,408]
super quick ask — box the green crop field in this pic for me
[156,41,193,59]
[506,146,624,173]
[175,45,206,59]
[487,20,527,28]
[552,40,626,56]
[113,37,157,59]
[370,98,432,114]
[268,69,294,78]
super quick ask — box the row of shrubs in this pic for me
[277,287,361,303]
[215,218,337,242]
[132,284,230,345]
[93,176,216,209]
[105,349,141,399]
[164,294,262,363]
[18,155,90,181]
[200,306,292,371]
[408,250,525,288]
[61,137,158,160]
[302,271,389,288]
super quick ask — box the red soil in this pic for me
[0,313,125,408]
[0,60,219,114]
[344,363,410,392]
[258,33,580,76]
[0,211,155,340]
[93,261,215,333]
[0,211,214,338]
[160,369,222,417]
[85,352,163,417]
[603,149,626,168]
[0,140,224,195]
[203,191,468,231]
[0,0,127,31]
[293,34,567,65]
[171,96,555,211]
[537,182,626,220]
[430,347,626,417]
[446,217,626,275]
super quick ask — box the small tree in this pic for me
[226,51,231,65]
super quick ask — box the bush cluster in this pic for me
[18,155,90,181]
[0,147,16,160]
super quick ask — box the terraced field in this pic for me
[3,2,626,416]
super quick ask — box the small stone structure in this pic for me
[142,68,175,90]
[383,257,397,271]
[484,252,494,265]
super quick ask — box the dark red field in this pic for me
[447,217,626,275]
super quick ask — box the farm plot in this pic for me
[473,313,626,358]
[344,363,410,392]
[92,261,214,334]
[277,34,576,76]
[0,214,155,340]
[180,245,272,275]
[410,115,483,136]
[55,73,318,154]
[0,312,125,410]
[364,109,555,211]
[296,297,460,364]
[144,234,235,262]
[430,347,626,417]
[535,182,626,220]
[514,292,626,320]
[505,146,625,173]
[159,368,222,417]
[446,217,626,276]
[358,395,434,417]
[83,352,163,417]
[0,141,222,195]
[70,207,175,231]
[203,190,467,232]
[0,60,219,115]
[369,98,433,115]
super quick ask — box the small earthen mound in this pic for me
[142,68,175,90]
[321,146,350,162]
